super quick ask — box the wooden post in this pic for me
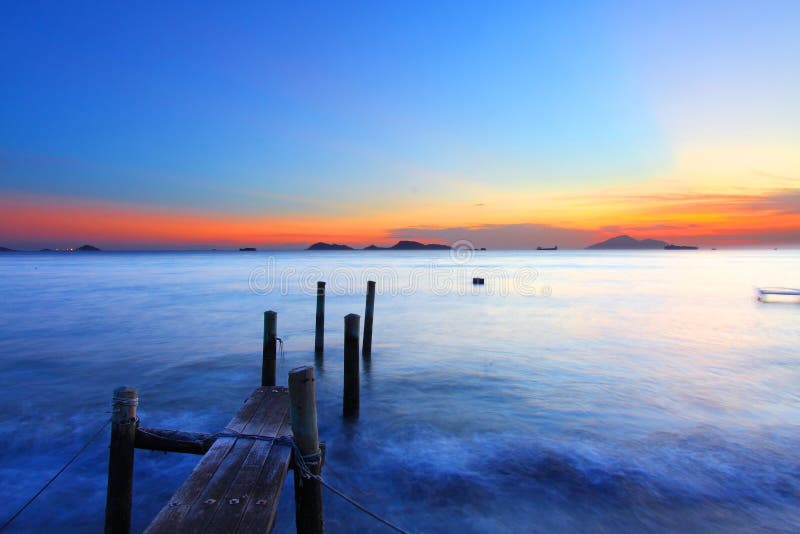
[362,281,376,358]
[314,282,325,355]
[105,386,138,534]
[288,366,324,534]
[343,314,360,418]
[262,310,277,386]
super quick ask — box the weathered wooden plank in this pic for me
[234,419,293,533]
[144,387,271,532]
[204,395,291,532]
[162,389,286,531]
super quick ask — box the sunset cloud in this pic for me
[2,185,799,249]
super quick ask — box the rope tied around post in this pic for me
[112,396,139,406]
[214,429,408,534]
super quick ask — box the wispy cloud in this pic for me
[752,189,800,214]
[558,187,800,216]
[388,223,597,249]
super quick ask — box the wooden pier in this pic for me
[104,281,379,534]
[105,366,323,534]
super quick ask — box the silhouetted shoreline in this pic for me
[308,240,451,251]
[586,235,668,250]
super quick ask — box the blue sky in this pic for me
[1,1,799,248]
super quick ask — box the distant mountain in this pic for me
[0,246,15,252]
[586,235,668,250]
[77,244,101,251]
[364,240,451,250]
[393,240,450,250]
[307,242,354,250]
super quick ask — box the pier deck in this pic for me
[145,386,293,533]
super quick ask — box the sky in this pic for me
[1,0,799,249]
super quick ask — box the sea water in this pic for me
[0,250,798,532]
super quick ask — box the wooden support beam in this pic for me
[289,366,324,534]
[362,280,376,358]
[135,427,216,455]
[314,282,325,355]
[343,314,360,418]
[262,310,278,386]
[105,386,138,534]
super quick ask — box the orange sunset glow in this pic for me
[3,178,798,249]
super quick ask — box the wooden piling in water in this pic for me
[105,386,138,534]
[288,366,324,534]
[314,282,325,355]
[362,281,375,358]
[343,314,360,418]
[262,310,277,386]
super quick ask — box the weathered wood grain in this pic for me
[145,386,293,533]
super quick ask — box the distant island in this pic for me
[307,242,355,250]
[307,240,451,251]
[239,247,257,251]
[664,244,699,250]
[0,246,100,252]
[365,240,451,250]
[586,235,668,250]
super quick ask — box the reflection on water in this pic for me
[0,250,798,532]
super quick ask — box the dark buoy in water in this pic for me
[472,277,485,285]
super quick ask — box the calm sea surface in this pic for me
[0,250,798,532]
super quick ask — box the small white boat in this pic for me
[756,287,800,302]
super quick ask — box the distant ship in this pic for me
[537,246,558,251]
[664,244,698,250]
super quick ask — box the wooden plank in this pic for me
[205,401,292,532]
[156,388,286,531]
[144,387,274,532]
[167,438,256,530]
[234,419,293,533]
